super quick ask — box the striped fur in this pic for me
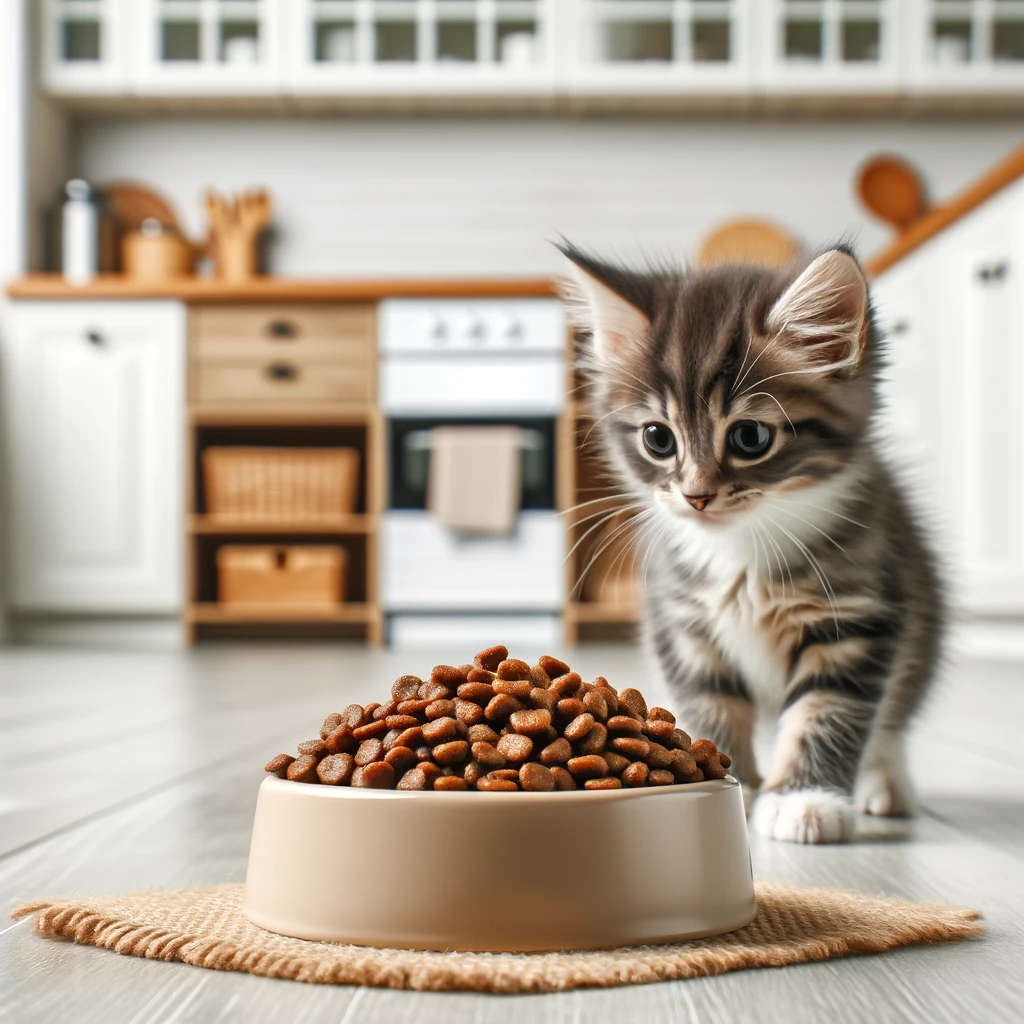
[560,243,943,844]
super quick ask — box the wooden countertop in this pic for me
[6,274,558,302]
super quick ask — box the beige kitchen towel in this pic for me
[428,425,520,535]
[11,881,982,994]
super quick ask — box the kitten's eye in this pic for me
[728,420,772,457]
[642,423,677,458]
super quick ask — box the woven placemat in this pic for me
[11,881,983,994]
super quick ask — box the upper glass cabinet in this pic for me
[569,0,752,93]
[42,0,127,92]
[288,0,555,93]
[135,0,284,92]
[761,0,899,90]
[910,0,1024,88]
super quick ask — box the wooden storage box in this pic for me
[217,545,347,608]
[203,447,360,522]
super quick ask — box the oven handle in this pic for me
[404,428,547,453]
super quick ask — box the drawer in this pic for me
[192,304,376,360]
[194,359,374,404]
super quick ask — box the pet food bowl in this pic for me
[243,775,755,952]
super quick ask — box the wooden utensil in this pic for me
[102,180,182,233]
[205,188,273,281]
[857,156,927,233]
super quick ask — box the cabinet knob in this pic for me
[266,319,298,339]
[85,329,104,347]
[977,260,1009,283]
[265,362,298,382]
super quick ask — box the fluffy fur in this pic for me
[559,242,943,843]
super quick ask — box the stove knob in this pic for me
[500,315,525,342]
[457,313,487,344]
[424,314,448,344]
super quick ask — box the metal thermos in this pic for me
[61,179,98,285]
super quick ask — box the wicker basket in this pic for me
[217,545,347,607]
[203,447,360,522]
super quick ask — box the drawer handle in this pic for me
[266,319,298,339]
[265,362,298,382]
[85,329,104,347]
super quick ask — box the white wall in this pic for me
[72,114,1024,276]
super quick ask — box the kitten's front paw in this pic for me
[855,767,917,818]
[751,789,855,844]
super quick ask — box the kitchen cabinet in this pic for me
[35,0,1024,105]
[872,179,1024,618]
[2,301,186,612]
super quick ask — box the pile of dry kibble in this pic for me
[265,646,731,792]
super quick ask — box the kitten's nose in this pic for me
[684,493,716,512]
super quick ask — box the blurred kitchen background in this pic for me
[0,0,1022,654]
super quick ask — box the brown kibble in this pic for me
[509,709,552,737]
[340,704,366,728]
[472,741,507,767]
[385,715,419,730]
[596,686,619,716]
[324,725,356,755]
[645,741,674,769]
[355,738,384,766]
[593,676,615,694]
[317,753,355,785]
[415,745,433,762]
[649,706,676,724]
[433,740,470,767]
[567,754,609,779]
[556,698,586,721]
[493,679,532,699]
[530,664,551,688]
[434,775,468,791]
[372,700,396,721]
[364,703,382,719]
[487,769,520,783]
[603,751,630,775]
[563,712,595,742]
[539,737,572,765]
[611,735,651,760]
[467,723,501,745]
[621,761,649,787]
[618,688,648,720]
[320,713,343,739]
[352,719,389,741]
[691,739,730,780]
[578,722,608,755]
[391,675,422,702]
[264,753,295,778]
[419,681,453,702]
[520,762,555,792]
[297,738,328,758]
[496,658,532,681]
[286,754,320,783]
[477,777,518,792]
[462,760,483,786]
[583,689,609,721]
[645,718,676,743]
[466,667,497,685]
[584,777,622,790]
[550,766,576,790]
[672,728,693,751]
[474,645,509,671]
[425,699,456,720]
[607,715,642,736]
[431,664,469,688]
[397,768,427,790]
[397,697,433,716]
[392,725,422,748]
[485,693,526,722]
[419,763,444,787]
[549,672,583,697]
[384,745,418,774]
[421,717,458,745]
[457,681,495,704]
[669,747,704,783]
[496,733,534,762]
[529,687,557,712]
[454,698,485,725]
[538,654,571,678]
[381,728,403,751]
[648,769,675,786]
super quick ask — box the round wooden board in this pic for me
[857,156,925,231]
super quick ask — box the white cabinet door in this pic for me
[3,301,186,612]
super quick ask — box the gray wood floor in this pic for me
[1,643,1022,1023]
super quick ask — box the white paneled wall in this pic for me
[72,116,1024,277]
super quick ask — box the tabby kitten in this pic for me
[560,243,942,844]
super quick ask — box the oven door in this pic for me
[388,417,557,511]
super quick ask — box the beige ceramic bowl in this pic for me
[244,774,755,952]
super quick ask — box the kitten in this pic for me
[559,243,942,844]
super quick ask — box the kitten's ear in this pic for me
[766,249,869,371]
[556,244,651,363]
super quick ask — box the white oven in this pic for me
[379,298,566,648]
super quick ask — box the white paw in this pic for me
[751,789,855,844]
[855,767,917,818]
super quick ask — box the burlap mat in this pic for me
[11,881,983,994]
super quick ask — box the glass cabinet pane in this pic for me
[220,20,260,63]
[62,20,102,61]
[161,21,201,61]
[993,19,1024,62]
[315,21,358,62]
[842,19,880,61]
[692,19,730,62]
[602,22,673,63]
[932,18,973,63]
[785,19,823,61]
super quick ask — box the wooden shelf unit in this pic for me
[561,357,640,645]
[185,304,385,645]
